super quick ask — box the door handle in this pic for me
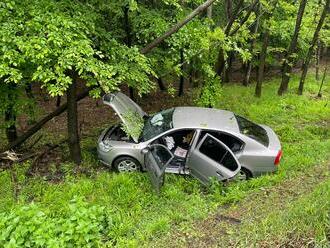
[216,171,224,177]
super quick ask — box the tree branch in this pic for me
[229,0,259,36]
[224,0,245,35]
[140,0,217,54]
[3,88,91,152]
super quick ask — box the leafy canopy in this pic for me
[0,0,155,98]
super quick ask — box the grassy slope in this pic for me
[239,173,330,247]
[152,161,329,247]
[0,73,329,247]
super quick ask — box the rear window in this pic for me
[235,115,269,147]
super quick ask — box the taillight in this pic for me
[274,150,282,166]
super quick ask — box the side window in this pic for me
[150,145,173,170]
[152,129,196,158]
[198,131,243,152]
[199,136,239,171]
[222,153,238,171]
[199,136,227,163]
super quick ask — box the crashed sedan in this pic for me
[97,92,282,190]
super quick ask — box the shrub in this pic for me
[0,197,111,247]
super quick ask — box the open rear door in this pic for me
[186,133,241,185]
[144,144,174,193]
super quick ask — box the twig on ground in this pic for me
[317,66,327,98]
[28,134,43,150]
[0,151,21,162]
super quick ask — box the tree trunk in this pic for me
[315,39,321,80]
[123,5,136,101]
[178,49,185,96]
[129,87,135,100]
[157,77,166,91]
[216,50,226,77]
[320,43,326,60]
[140,0,217,54]
[216,0,243,77]
[67,72,82,165]
[124,6,131,47]
[207,4,213,18]
[223,52,234,83]
[189,61,199,88]
[216,0,257,77]
[3,88,91,152]
[5,83,18,144]
[317,67,327,97]
[56,96,61,107]
[243,62,252,86]
[25,83,34,99]
[314,0,322,80]
[243,2,260,86]
[278,0,307,95]
[298,0,329,95]
[255,30,270,97]
[5,111,17,144]
[225,0,233,21]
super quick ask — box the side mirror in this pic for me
[141,147,149,155]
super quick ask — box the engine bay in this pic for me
[103,125,131,142]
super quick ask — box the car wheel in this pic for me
[235,168,252,181]
[113,156,141,172]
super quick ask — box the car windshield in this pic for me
[235,115,269,147]
[141,108,174,141]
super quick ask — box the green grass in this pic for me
[231,178,330,247]
[0,73,329,247]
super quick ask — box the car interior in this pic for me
[152,129,195,172]
[151,129,244,174]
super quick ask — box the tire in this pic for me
[113,156,141,173]
[235,168,252,181]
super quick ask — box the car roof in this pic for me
[172,107,240,132]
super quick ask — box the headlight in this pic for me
[99,141,112,152]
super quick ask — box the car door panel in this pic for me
[186,133,241,185]
[144,144,174,193]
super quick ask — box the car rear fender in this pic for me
[260,125,281,151]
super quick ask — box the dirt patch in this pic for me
[213,214,241,225]
[260,234,316,248]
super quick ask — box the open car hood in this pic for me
[103,92,147,142]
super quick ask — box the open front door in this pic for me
[144,144,174,193]
[186,133,241,185]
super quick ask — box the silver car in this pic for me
[97,92,282,191]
